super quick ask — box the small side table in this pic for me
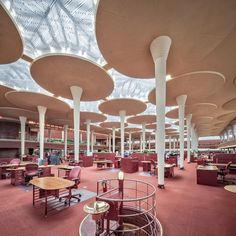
[83,201,110,236]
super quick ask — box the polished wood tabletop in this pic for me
[224,185,236,194]
[30,177,74,190]
[141,160,151,163]
[83,201,110,215]
[209,163,227,167]
[57,165,74,170]
[0,162,34,168]
[197,165,218,171]
[94,160,113,164]
[7,165,54,171]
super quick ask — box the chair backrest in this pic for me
[69,166,81,180]
[10,158,20,165]
[25,163,38,172]
[150,159,156,167]
[226,161,232,169]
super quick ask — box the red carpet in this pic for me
[0,162,235,236]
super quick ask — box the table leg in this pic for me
[45,190,48,216]
[0,167,2,179]
[33,185,35,206]
[68,188,71,206]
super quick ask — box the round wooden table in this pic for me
[224,185,236,194]
[84,201,110,235]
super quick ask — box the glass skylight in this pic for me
[0,0,221,139]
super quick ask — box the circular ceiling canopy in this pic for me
[5,91,70,114]
[48,119,73,128]
[217,112,236,122]
[145,123,171,130]
[192,116,214,124]
[186,103,217,116]
[0,3,23,64]
[96,0,236,78]
[0,107,38,121]
[148,71,225,106]
[127,114,156,124]
[222,98,236,111]
[100,121,121,129]
[30,54,114,101]
[166,108,180,119]
[67,110,106,123]
[0,84,15,107]
[165,128,178,133]
[90,124,111,134]
[99,98,146,116]
[125,127,141,133]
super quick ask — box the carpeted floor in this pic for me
[0,162,236,236]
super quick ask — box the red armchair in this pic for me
[60,166,82,204]
[10,158,20,165]
[24,163,39,185]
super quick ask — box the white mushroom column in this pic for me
[169,135,172,152]
[155,129,158,153]
[37,106,47,162]
[150,36,171,188]
[191,123,198,156]
[86,119,91,156]
[173,137,176,151]
[129,132,132,153]
[108,133,111,152]
[140,134,143,152]
[148,136,151,151]
[120,110,126,157]
[70,86,83,161]
[91,130,94,154]
[142,123,146,151]
[186,114,192,163]
[106,136,109,147]
[64,124,68,158]
[112,127,116,153]
[80,132,83,143]
[176,95,187,169]
[19,116,27,159]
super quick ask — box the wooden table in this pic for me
[57,165,74,177]
[7,165,54,185]
[156,164,175,177]
[141,161,151,172]
[0,162,34,179]
[209,163,236,171]
[84,201,110,234]
[197,165,218,186]
[94,160,113,169]
[224,185,236,194]
[209,163,227,168]
[30,177,74,216]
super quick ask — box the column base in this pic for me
[158,184,165,189]
[179,167,185,170]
